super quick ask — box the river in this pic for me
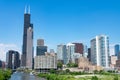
[9,72,46,80]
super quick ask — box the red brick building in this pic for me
[72,43,84,54]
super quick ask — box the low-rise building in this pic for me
[116,60,120,70]
[34,53,57,72]
[110,55,117,69]
[78,56,93,71]
[78,56,103,71]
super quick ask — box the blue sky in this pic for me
[0,0,120,60]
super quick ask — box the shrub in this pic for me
[114,75,118,80]
[0,69,12,80]
[93,70,98,74]
[49,69,56,74]
[65,69,70,73]
[91,76,98,80]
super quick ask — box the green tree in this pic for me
[65,69,70,73]
[67,63,78,67]
[50,69,56,74]
[0,72,4,80]
[0,69,12,80]
[57,61,63,69]
[93,70,98,74]
[99,70,105,74]
[4,69,12,79]
[91,76,98,80]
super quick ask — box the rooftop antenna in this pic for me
[28,5,30,14]
[24,5,27,14]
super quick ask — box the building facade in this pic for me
[72,43,84,54]
[67,43,76,63]
[110,55,117,69]
[6,50,20,69]
[118,52,120,60]
[36,46,47,55]
[50,49,55,53]
[36,39,47,56]
[83,45,88,58]
[87,48,91,61]
[57,44,67,64]
[21,6,34,69]
[116,60,120,70]
[91,35,110,68]
[72,43,88,58]
[34,53,57,72]
[114,44,120,59]
[78,56,94,71]
[37,39,44,46]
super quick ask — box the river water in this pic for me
[9,72,46,80]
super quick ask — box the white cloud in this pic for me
[0,43,21,61]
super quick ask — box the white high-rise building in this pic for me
[83,44,88,58]
[57,44,67,64]
[67,43,75,63]
[91,35,110,68]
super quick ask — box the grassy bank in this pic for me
[37,69,120,80]
[38,73,75,80]
[0,69,12,80]
[38,73,120,80]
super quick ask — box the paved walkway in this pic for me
[74,74,100,78]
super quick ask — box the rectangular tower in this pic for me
[21,6,33,69]
[57,44,67,64]
[91,35,110,68]
[114,44,119,59]
[36,39,47,56]
[6,50,20,69]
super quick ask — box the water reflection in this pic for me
[9,72,46,80]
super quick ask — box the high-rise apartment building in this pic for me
[21,6,34,69]
[118,53,120,60]
[83,45,88,57]
[6,50,20,69]
[91,35,110,68]
[36,39,47,56]
[57,44,67,64]
[114,44,119,59]
[87,48,91,61]
[67,43,75,63]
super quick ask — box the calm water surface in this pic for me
[9,72,46,80]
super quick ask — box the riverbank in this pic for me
[37,69,120,80]
[9,71,46,80]
[0,69,12,80]
[38,73,75,80]
[38,73,120,80]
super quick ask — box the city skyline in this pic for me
[0,0,120,61]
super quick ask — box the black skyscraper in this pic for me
[21,6,33,69]
[6,50,20,69]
